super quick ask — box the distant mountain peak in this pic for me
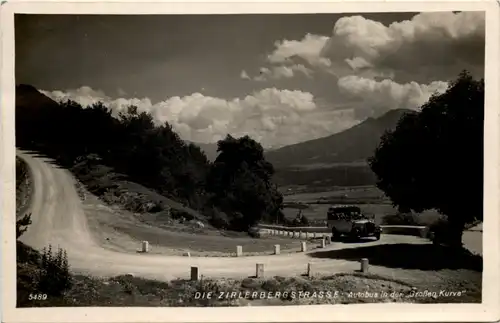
[16,84,60,111]
[265,108,412,169]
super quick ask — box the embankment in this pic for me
[16,156,34,218]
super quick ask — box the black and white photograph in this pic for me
[1,1,499,322]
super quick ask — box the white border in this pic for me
[1,1,499,322]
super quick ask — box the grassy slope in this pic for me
[72,157,205,222]
[19,269,481,307]
[71,156,308,255]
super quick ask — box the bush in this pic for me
[382,213,420,225]
[280,217,295,227]
[205,207,231,229]
[38,245,73,296]
[248,226,261,238]
[170,209,195,222]
[16,213,32,239]
[428,218,454,245]
[299,215,310,226]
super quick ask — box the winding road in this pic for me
[16,151,481,282]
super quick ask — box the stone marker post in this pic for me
[301,241,307,252]
[256,263,264,278]
[142,241,149,253]
[274,244,280,255]
[321,237,326,248]
[191,266,199,281]
[236,245,243,257]
[307,263,313,277]
[361,258,369,273]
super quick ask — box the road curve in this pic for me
[17,151,431,282]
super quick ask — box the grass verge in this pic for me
[18,270,481,307]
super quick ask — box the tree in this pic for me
[368,71,484,247]
[16,213,32,239]
[207,135,283,231]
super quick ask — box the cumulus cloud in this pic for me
[324,11,485,82]
[41,86,358,148]
[251,64,313,81]
[264,11,484,83]
[337,76,449,118]
[240,70,251,80]
[41,86,111,108]
[268,33,332,68]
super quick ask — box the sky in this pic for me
[15,12,485,148]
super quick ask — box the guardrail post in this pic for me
[321,237,326,248]
[301,241,307,252]
[274,244,280,255]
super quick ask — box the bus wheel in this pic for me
[331,228,340,241]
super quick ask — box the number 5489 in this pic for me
[29,294,47,300]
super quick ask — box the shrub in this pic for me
[247,226,261,238]
[428,218,454,246]
[205,207,231,229]
[382,213,420,225]
[170,209,194,221]
[38,245,72,296]
[16,213,32,239]
[300,215,310,226]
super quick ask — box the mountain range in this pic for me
[265,109,409,170]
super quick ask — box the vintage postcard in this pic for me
[1,0,499,322]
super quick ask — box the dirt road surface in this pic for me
[16,151,478,282]
[463,222,483,256]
